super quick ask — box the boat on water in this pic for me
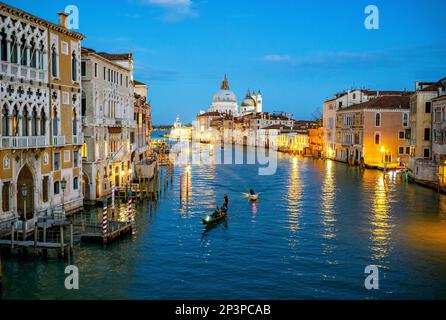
[202,208,227,225]
[248,193,259,201]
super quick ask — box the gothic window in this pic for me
[12,106,18,136]
[11,34,18,64]
[20,36,27,66]
[39,40,44,70]
[30,40,37,68]
[0,29,7,62]
[23,108,29,136]
[52,108,59,136]
[51,44,58,77]
[72,51,78,82]
[32,107,38,136]
[2,104,8,136]
[73,111,78,136]
[40,110,46,136]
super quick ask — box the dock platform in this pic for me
[81,221,133,244]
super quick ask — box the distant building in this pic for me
[240,90,262,115]
[209,75,238,116]
[323,98,336,158]
[432,93,446,188]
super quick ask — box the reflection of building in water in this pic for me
[369,173,394,261]
[287,157,302,233]
[320,160,337,241]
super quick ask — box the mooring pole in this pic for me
[11,222,14,250]
[179,175,183,200]
[60,225,64,258]
[70,222,74,255]
[0,253,3,292]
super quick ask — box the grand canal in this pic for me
[2,145,446,299]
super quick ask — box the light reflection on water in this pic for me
[2,145,446,300]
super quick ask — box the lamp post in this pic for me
[61,177,67,217]
[21,183,28,240]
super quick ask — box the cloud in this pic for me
[142,0,197,21]
[134,62,180,82]
[261,54,291,62]
[261,52,373,66]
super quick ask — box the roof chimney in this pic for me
[58,12,69,28]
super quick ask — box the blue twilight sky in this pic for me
[5,0,446,124]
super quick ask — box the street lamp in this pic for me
[61,177,67,216]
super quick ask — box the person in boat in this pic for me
[249,189,256,195]
[222,195,229,211]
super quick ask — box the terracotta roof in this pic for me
[421,83,443,92]
[339,96,410,111]
[197,112,222,117]
[95,52,132,61]
[133,80,146,86]
[363,90,414,96]
[262,125,292,130]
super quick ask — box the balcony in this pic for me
[72,135,84,145]
[1,136,49,149]
[52,136,66,146]
[1,61,47,83]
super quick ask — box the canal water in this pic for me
[2,146,446,299]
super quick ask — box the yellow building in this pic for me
[336,96,410,167]
[0,3,85,228]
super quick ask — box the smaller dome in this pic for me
[241,96,256,107]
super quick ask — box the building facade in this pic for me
[0,4,85,227]
[336,96,410,167]
[80,47,135,202]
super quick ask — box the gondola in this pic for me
[202,208,227,225]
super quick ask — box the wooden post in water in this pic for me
[60,225,64,258]
[43,219,47,243]
[179,175,183,200]
[70,222,74,255]
[0,252,3,292]
[11,222,14,250]
[34,222,38,250]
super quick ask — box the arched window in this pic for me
[12,106,18,136]
[2,104,9,136]
[52,108,59,136]
[20,35,27,66]
[23,108,29,136]
[375,133,380,145]
[81,91,86,117]
[30,40,37,68]
[375,113,381,127]
[32,107,38,136]
[0,29,7,62]
[71,51,77,82]
[51,45,57,77]
[11,34,18,64]
[72,111,78,136]
[40,110,46,136]
[39,40,44,70]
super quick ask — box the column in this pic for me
[18,115,23,136]
[36,116,41,136]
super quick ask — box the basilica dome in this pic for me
[213,89,237,103]
[241,96,256,107]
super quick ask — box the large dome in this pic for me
[213,89,237,103]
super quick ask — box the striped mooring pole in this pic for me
[128,190,133,220]
[103,198,108,244]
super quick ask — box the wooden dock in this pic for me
[81,221,133,244]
